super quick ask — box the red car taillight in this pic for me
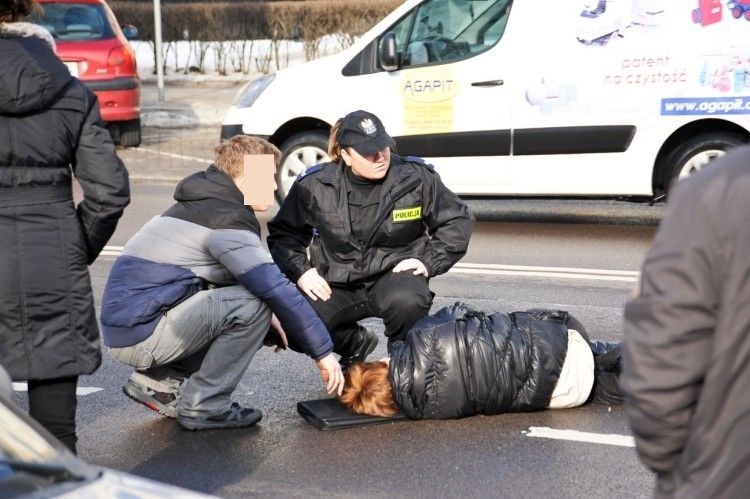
[107,45,137,76]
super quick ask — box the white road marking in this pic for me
[133,146,212,165]
[525,426,635,447]
[12,383,103,396]
[98,249,124,257]
[450,263,639,282]
[100,246,640,283]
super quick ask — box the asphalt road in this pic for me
[12,125,661,498]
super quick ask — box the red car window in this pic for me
[28,3,115,41]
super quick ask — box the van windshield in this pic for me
[393,0,512,67]
[26,3,115,41]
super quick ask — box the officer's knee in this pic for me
[380,286,430,317]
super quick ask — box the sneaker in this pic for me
[123,378,179,418]
[338,326,379,372]
[177,402,262,431]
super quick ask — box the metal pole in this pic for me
[153,0,165,101]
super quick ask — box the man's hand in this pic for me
[315,353,345,396]
[392,258,429,277]
[264,314,289,353]
[297,268,332,301]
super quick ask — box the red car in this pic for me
[28,0,141,147]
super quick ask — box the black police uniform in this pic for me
[267,154,474,354]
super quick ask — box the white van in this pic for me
[221,0,750,203]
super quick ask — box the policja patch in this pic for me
[392,206,422,223]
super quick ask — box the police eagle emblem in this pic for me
[359,118,377,135]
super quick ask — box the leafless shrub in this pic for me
[109,0,401,73]
[254,45,273,74]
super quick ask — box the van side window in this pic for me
[395,0,512,68]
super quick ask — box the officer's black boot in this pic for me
[335,324,379,372]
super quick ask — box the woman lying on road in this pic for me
[339,303,623,419]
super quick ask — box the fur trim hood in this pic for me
[0,21,71,115]
[0,21,56,50]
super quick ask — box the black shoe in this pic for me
[590,341,622,374]
[338,326,379,372]
[177,402,263,431]
[123,378,179,418]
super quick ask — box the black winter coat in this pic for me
[267,155,474,285]
[624,145,750,498]
[0,27,130,380]
[390,303,569,419]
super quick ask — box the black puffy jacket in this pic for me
[390,303,570,419]
[0,26,130,380]
[267,155,474,285]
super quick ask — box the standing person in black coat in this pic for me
[339,303,623,419]
[267,110,474,370]
[0,0,130,453]
[623,145,750,498]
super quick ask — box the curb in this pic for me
[139,79,243,128]
[141,104,227,128]
[129,175,185,183]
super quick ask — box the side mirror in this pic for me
[122,24,138,40]
[379,31,399,72]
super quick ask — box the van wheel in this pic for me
[660,132,745,194]
[118,119,142,148]
[277,131,330,204]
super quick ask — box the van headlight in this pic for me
[232,74,275,108]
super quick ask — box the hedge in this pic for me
[110,0,401,43]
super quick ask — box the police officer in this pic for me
[267,110,474,369]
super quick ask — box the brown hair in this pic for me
[339,361,398,417]
[327,119,344,162]
[214,135,281,179]
[0,0,37,22]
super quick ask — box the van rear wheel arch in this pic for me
[653,123,749,198]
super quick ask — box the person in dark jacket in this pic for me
[623,144,750,498]
[339,303,623,419]
[267,110,475,369]
[0,0,130,453]
[100,135,344,431]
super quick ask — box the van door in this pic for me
[342,0,515,194]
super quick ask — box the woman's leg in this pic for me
[590,372,624,405]
[588,341,624,404]
[28,376,78,453]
